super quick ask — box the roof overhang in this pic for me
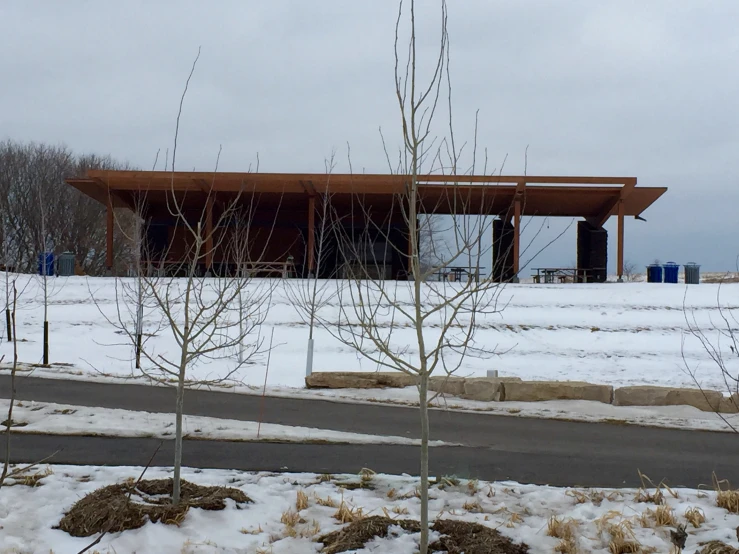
[66,170,667,221]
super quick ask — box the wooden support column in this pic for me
[205,194,213,272]
[513,199,521,278]
[106,196,114,272]
[617,199,624,281]
[307,195,315,274]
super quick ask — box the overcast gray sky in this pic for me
[2,1,738,272]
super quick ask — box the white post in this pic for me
[487,369,499,378]
[306,337,314,377]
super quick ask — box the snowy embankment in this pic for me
[0,399,446,446]
[1,465,738,553]
[1,275,734,391]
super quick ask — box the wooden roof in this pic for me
[66,170,666,223]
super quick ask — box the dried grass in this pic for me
[714,474,739,514]
[696,541,739,554]
[594,511,626,534]
[386,488,397,500]
[358,468,375,484]
[57,479,251,537]
[637,509,655,528]
[684,506,706,528]
[606,522,641,554]
[333,498,364,524]
[566,488,622,506]
[506,512,524,528]
[468,479,480,494]
[437,475,461,488]
[463,499,483,512]
[240,525,263,535]
[280,508,300,527]
[639,505,676,528]
[315,494,338,508]
[547,516,577,541]
[296,490,309,511]
[392,505,409,515]
[634,471,677,505]
[653,505,677,527]
[555,538,579,554]
[6,465,53,487]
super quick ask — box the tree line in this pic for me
[0,139,133,276]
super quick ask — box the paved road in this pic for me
[1,374,738,487]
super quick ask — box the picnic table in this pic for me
[431,266,486,283]
[531,267,603,283]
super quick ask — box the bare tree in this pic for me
[0,140,133,277]
[623,259,639,282]
[2,225,13,342]
[285,154,342,377]
[97,50,274,506]
[316,3,509,551]
[682,278,739,432]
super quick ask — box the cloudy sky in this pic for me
[2,1,738,272]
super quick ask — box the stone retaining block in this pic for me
[462,377,522,401]
[428,376,466,396]
[305,371,417,389]
[503,380,613,404]
[613,386,724,412]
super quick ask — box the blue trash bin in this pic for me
[37,252,54,276]
[662,261,679,284]
[647,264,663,283]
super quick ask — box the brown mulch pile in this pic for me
[697,541,739,554]
[318,515,529,554]
[57,478,252,537]
[429,519,530,554]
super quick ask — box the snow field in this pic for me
[2,275,736,393]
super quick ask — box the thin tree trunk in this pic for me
[172,361,186,505]
[135,297,143,369]
[238,289,245,363]
[43,320,49,365]
[5,227,11,342]
[135,332,142,369]
[418,370,430,554]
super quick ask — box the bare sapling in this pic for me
[285,153,342,377]
[682,276,739,432]
[3,225,11,342]
[101,48,275,505]
[38,181,51,365]
[317,2,512,551]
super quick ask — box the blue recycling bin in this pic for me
[662,261,679,284]
[647,264,663,283]
[38,252,54,276]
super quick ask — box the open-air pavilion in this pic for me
[66,170,666,282]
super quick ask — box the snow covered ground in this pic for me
[0,399,446,446]
[1,464,738,553]
[1,275,736,393]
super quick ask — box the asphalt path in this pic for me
[1,374,737,487]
